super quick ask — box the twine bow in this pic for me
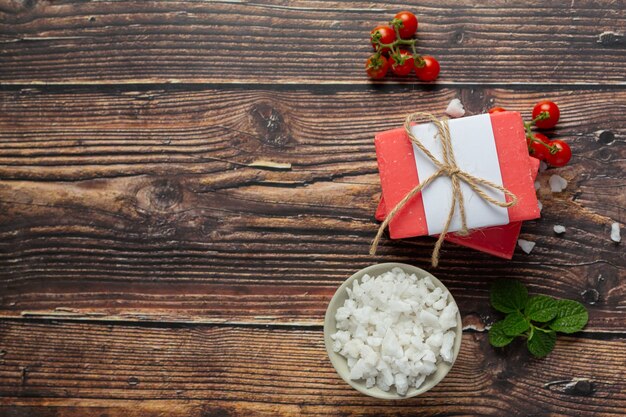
[370,112,519,267]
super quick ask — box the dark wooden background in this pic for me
[1,1,624,416]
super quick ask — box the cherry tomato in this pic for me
[389,50,414,76]
[365,54,389,80]
[488,107,507,114]
[394,11,418,39]
[528,133,551,161]
[415,56,440,81]
[545,139,571,167]
[370,25,396,54]
[532,100,560,129]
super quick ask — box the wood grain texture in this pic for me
[0,0,625,85]
[2,2,626,414]
[0,320,625,416]
[0,86,624,330]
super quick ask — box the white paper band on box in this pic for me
[411,114,510,235]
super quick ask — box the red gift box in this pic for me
[374,111,541,259]
[375,157,540,259]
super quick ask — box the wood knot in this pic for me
[597,31,623,46]
[453,30,464,44]
[148,179,183,211]
[595,147,614,162]
[544,377,594,396]
[127,376,140,386]
[581,288,600,305]
[249,102,291,148]
[564,379,594,396]
[595,130,615,145]
[459,88,486,114]
[201,406,232,417]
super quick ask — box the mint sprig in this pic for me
[490,279,527,313]
[488,279,589,358]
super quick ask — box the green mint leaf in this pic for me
[489,320,515,347]
[502,311,530,336]
[525,295,559,322]
[527,329,556,358]
[549,299,589,333]
[490,279,528,313]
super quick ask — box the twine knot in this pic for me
[370,112,519,267]
[445,167,462,176]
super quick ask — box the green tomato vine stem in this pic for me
[372,21,425,68]
[524,111,557,153]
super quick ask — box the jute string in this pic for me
[370,112,519,267]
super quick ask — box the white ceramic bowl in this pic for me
[324,262,462,399]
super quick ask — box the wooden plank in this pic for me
[0,320,624,416]
[0,86,624,329]
[0,1,624,85]
[0,89,626,331]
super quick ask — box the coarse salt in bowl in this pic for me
[324,263,462,399]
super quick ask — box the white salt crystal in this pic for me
[349,358,367,380]
[331,268,459,395]
[367,336,382,347]
[611,222,621,243]
[518,239,536,254]
[381,367,394,386]
[445,98,465,118]
[425,287,443,306]
[335,306,350,321]
[539,161,548,172]
[382,329,403,359]
[534,180,541,191]
[432,297,447,311]
[422,349,436,364]
[360,345,378,366]
[553,225,566,234]
[376,375,390,392]
[341,339,363,358]
[440,331,456,363]
[354,325,368,341]
[395,373,409,395]
[331,330,350,344]
[538,200,543,212]
[419,310,440,329]
[549,174,568,192]
[439,303,459,330]
[414,374,426,389]
[426,332,443,349]
[423,277,436,290]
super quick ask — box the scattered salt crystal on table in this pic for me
[549,175,568,192]
[331,267,458,396]
[539,161,548,172]
[534,180,541,191]
[518,239,536,254]
[445,98,465,118]
[553,225,566,234]
[538,200,543,212]
[611,222,621,243]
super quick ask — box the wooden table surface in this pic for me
[1,1,625,416]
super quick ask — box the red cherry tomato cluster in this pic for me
[489,101,571,167]
[366,11,440,82]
